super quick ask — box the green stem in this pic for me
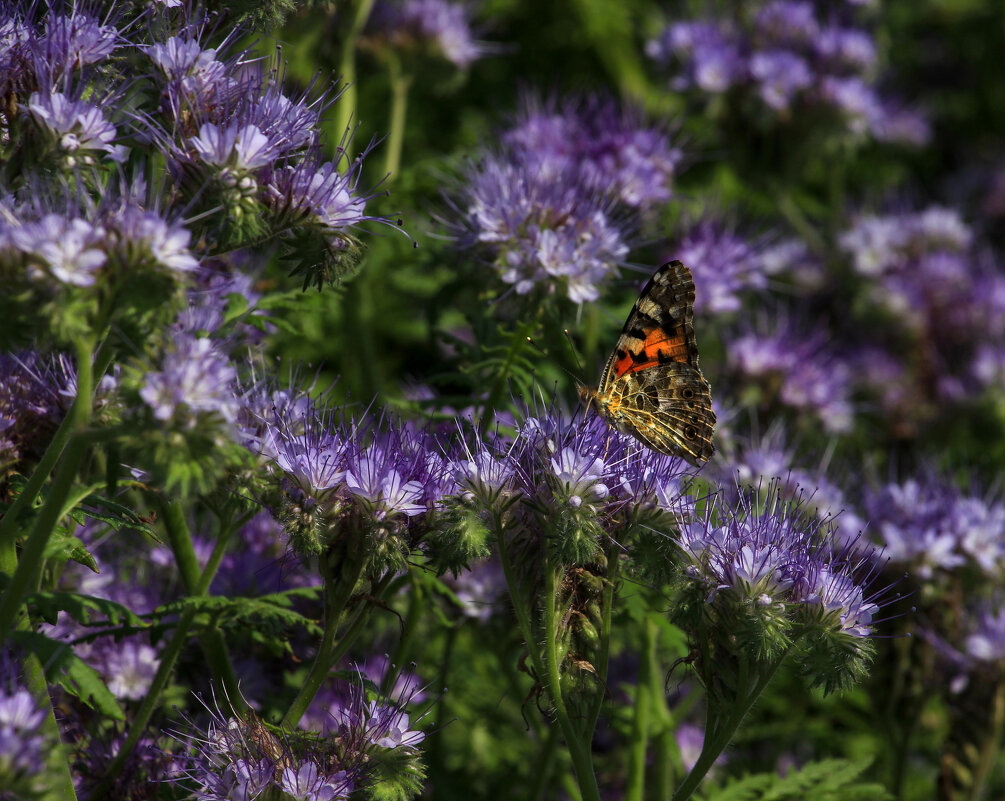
[529,724,562,801]
[670,659,785,801]
[383,51,411,180]
[0,339,94,644]
[281,549,366,729]
[540,559,601,801]
[625,617,657,801]
[586,541,618,734]
[89,605,201,800]
[90,499,238,799]
[334,0,377,158]
[160,497,246,715]
[381,573,422,695]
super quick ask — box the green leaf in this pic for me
[42,529,99,572]
[10,630,124,721]
[152,588,323,638]
[705,758,889,801]
[25,590,147,629]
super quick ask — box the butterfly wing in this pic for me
[597,261,716,464]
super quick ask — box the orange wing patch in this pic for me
[612,326,689,378]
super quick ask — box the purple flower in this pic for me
[140,333,239,428]
[503,95,682,210]
[649,21,746,93]
[368,0,485,68]
[108,206,201,274]
[189,122,277,171]
[8,213,107,287]
[672,222,768,313]
[966,607,1005,663]
[103,640,161,700]
[814,26,878,72]
[457,152,629,302]
[818,76,883,136]
[678,482,882,637]
[281,761,353,801]
[447,557,508,620]
[34,9,118,77]
[863,475,1005,580]
[0,679,46,785]
[27,89,125,164]
[727,315,854,434]
[753,2,819,46]
[267,155,374,232]
[749,50,813,110]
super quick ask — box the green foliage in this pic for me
[23,590,147,630]
[9,631,124,721]
[703,758,890,801]
[153,588,324,639]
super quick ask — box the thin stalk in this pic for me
[670,659,785,801]
[333,0,377,157]
[281,549,366,728]
[586,541,618,734]
[540,560,601,801]
[158,497,246,715]
[90,498,238,799]
[89,605,200,800]
[529,724,562,801]
[381,573,422,696]
[383,51,412,180]
[625,617,657,801]
[0,338,94,644]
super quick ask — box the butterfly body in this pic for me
[579,261,716,465]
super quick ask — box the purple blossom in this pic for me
[189,121,277,171]
[814,26,878,72]
[108,206,201,274]
[103,640,161,700]
[727,316,854,433]
[753,2,819,46]
[8,213,107,287]
[863,476,1005,580]
[457,152,629,302]
[267,156,374,232]
[281,761,353,801]
[369,0,485,68]
[27,90,125,164]
[503,95,682,210]
[966,607,1005,663]
[140,333,239,428]
[818,76,882,136]
[672,222,768,313]
[447,557,508,620]
[749,50,813,110]
[650,21,746,93]
[678,483,882,636]
[34,9,118,76]
[0,679,46,784]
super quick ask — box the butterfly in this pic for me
[578,261,716,465]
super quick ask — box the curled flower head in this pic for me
[457,152,629,303]
[672,481,887,692]
[367,0,486,68]
[140,332,239,429]
[503,94,682,210]
[27,89,125,165]
[864,473,1005,581]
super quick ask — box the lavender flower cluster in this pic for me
[647,0,928,144]
[840,206,1005,404]
[173,676,426,801]
[454,94,683,303]
[366,0,485,68]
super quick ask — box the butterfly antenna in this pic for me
[525,337,582,384]
[562,329,585,375]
